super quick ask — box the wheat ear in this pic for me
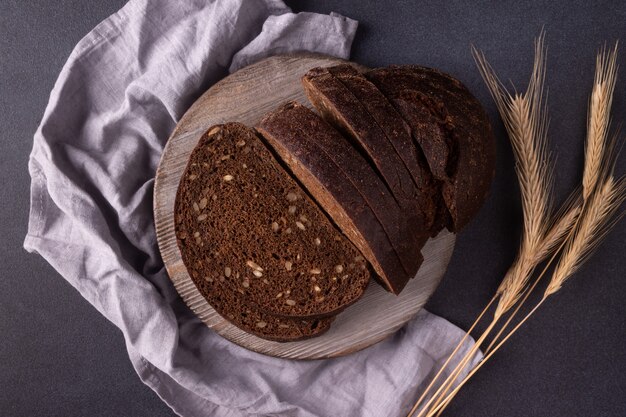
[473,33,552,318]
[583,43,618,200]
[547,176,626,296]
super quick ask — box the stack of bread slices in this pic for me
[174,64,495,342]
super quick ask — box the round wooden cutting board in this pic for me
[154,54,456,359]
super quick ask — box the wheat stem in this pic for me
[426,299,547,417]
[414,320,497,417]
[405,296,497,417]
[433,401,447,417]
[428,258,553,414]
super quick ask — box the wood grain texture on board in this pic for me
[154,54,456,359]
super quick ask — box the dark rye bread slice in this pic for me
[257,102,420,294]
[366,65,496,231]
[175,123,370,322]
[175,128,334,342]
[325,64,443,235]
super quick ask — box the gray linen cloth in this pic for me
[24,1,479,416]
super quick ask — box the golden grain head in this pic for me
[582,43,619,200]
[545,175,626,296]
[475,35,553,315]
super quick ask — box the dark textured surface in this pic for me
[1,1,624,416]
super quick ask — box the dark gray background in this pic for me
[1,1,624,416]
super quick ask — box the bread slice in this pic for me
[257,102,419,294]
[324,64,443,236]
[175,123,370,321]
[366,65,496,231]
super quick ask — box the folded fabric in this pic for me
[24,0,479,416]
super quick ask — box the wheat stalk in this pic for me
[484,42,619,355]
[473,34,553,318]
[409,39,623,417]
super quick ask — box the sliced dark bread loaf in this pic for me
[366,65,496,231]
[175,123,370,321]
[355,81,455,233]
[325,64,444,236]
[302,68,426,214]
[257,102,421,294]
[301,68,431,276]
